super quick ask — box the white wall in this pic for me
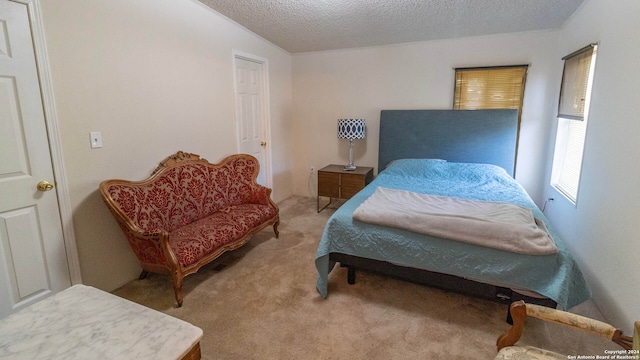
[543,0,640,332]
[292,30,561,204]
[40,0,293,292]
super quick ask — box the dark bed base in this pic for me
[329,253,557,324]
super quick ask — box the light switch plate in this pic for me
[90,131,103,149]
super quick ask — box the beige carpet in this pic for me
[112,196,614,359]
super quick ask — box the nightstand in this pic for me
[317,164,374,212]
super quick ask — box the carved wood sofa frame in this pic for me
[99,151,280,307]
[496,300,635,356]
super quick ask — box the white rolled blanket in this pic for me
[352,187,558,255]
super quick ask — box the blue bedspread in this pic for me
[314,159,591,309]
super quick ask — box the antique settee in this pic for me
[99,151,280,307]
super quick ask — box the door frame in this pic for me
[231,50,273,187]
[11,0,82,284]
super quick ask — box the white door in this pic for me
[0,0,72,318]
[234,56,270,186]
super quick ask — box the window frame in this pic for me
[551,44,598,204]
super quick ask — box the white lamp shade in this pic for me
[337,119,366,140]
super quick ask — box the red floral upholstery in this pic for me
[170,204,277,267]
[100,152,279,307]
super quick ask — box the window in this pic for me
[551,44,597,203]
[453,65,528,111]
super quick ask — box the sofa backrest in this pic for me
[100,153,261,233]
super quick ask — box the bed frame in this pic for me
[330,109,556,322]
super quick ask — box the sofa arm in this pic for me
[525,303,633,350]
[497,301,633,351]
[525,303,617,340]
[116,221,175,269]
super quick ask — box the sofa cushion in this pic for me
[495,345,565,360]
[169,204,278,268]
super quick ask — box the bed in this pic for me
[314,109,591,314]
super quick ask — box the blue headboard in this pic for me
[378,109,519,176]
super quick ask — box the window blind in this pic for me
[453,66,528,110]
[558,45,596,120]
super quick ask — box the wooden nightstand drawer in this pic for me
[340,186,360,199]
[317,165,374,212]
[341,173,369,198]
[318,172,340,197]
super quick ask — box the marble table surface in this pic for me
[0,284,202,359]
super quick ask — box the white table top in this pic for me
[0,285,202,359]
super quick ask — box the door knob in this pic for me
[37,180,54,192]
[260,141,267,146]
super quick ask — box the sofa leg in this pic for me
[173,281,184,308]
[139,270,149,280]
[273,220,280,238]
[171,272,184,308]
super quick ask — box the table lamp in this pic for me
[337,119,366,171]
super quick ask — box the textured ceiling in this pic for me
[198,0,585,53]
